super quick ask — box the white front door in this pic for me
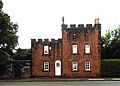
[55,60,61,76]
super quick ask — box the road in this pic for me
[0,81,120,86]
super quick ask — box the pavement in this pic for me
[1,78,120,82]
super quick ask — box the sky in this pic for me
[2,0,120,49]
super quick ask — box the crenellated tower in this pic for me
[61,17,101,77]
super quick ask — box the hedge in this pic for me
[101,59,120,77]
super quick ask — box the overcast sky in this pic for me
[2,0,120,48]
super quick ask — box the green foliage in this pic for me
[101,26,120,59]
[101,30,111,46]
[0,49,10,64]
[0,0,3,11]
[0,12,18,50]
[0,49,11,76]
[0,0,18,74]
[101,59,120,77]
[13,48,31,60]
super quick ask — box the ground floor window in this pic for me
[72,61,78,71]
[85,61,90,71]
[44,62,49,71]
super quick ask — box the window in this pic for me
[72,61,78,71]
[44,45,49,54]
[44,62,49,71]
[85,31,88,37]
[72,45,77,54]
[56,63,60,67]
[73,33,77,38]
[85,44,90,54]
[85,61,90,71]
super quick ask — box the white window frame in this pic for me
[44,62,49,71]
[85,61,90,71]
[44,45,49,54]
[85,44,90,54]
[72,61,78,71]
[72,44,77,54]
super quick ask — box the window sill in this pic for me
[72,53,79,55]
[42,70,51,72]
[42,54,51,56]
[85,70,91,72]
[71,70,79,72]
[83,53,92,55]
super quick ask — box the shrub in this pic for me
[101,59,120,77]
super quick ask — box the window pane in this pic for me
[85,44,90,54]
[44,45,49,54]
[56,63,60,67]
[72,45,77,54]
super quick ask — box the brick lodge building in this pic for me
[31,17,101,78]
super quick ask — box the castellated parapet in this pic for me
[61,24,101,30]
[31,39,62,48]
[31,39,62,43]
[31,23,101,47]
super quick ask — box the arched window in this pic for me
[72,61,78,71]
[72,44,77,54]
[85,44,90,54]
[44,45,49,54]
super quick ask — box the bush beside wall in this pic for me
[101,59,120,77]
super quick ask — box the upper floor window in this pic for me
[85,44,90,54]
[44,45,49,54]
[44,61,49,71]
[72,61,78,71]
[72,44,77,54]
[85,61,90,71]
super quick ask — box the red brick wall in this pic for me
[32,40,62,77]
[61,24,101,77]
[31,23,101,77]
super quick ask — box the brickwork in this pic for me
[61,24,101,77]
[31,18,101,77]
[32,39,62,77]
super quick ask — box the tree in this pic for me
[0,0,18,75]
[109,26,120,58]
[0,0,3,11]
[13,48,31,60]
[101,30,111,59]
[101,26,120,59]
